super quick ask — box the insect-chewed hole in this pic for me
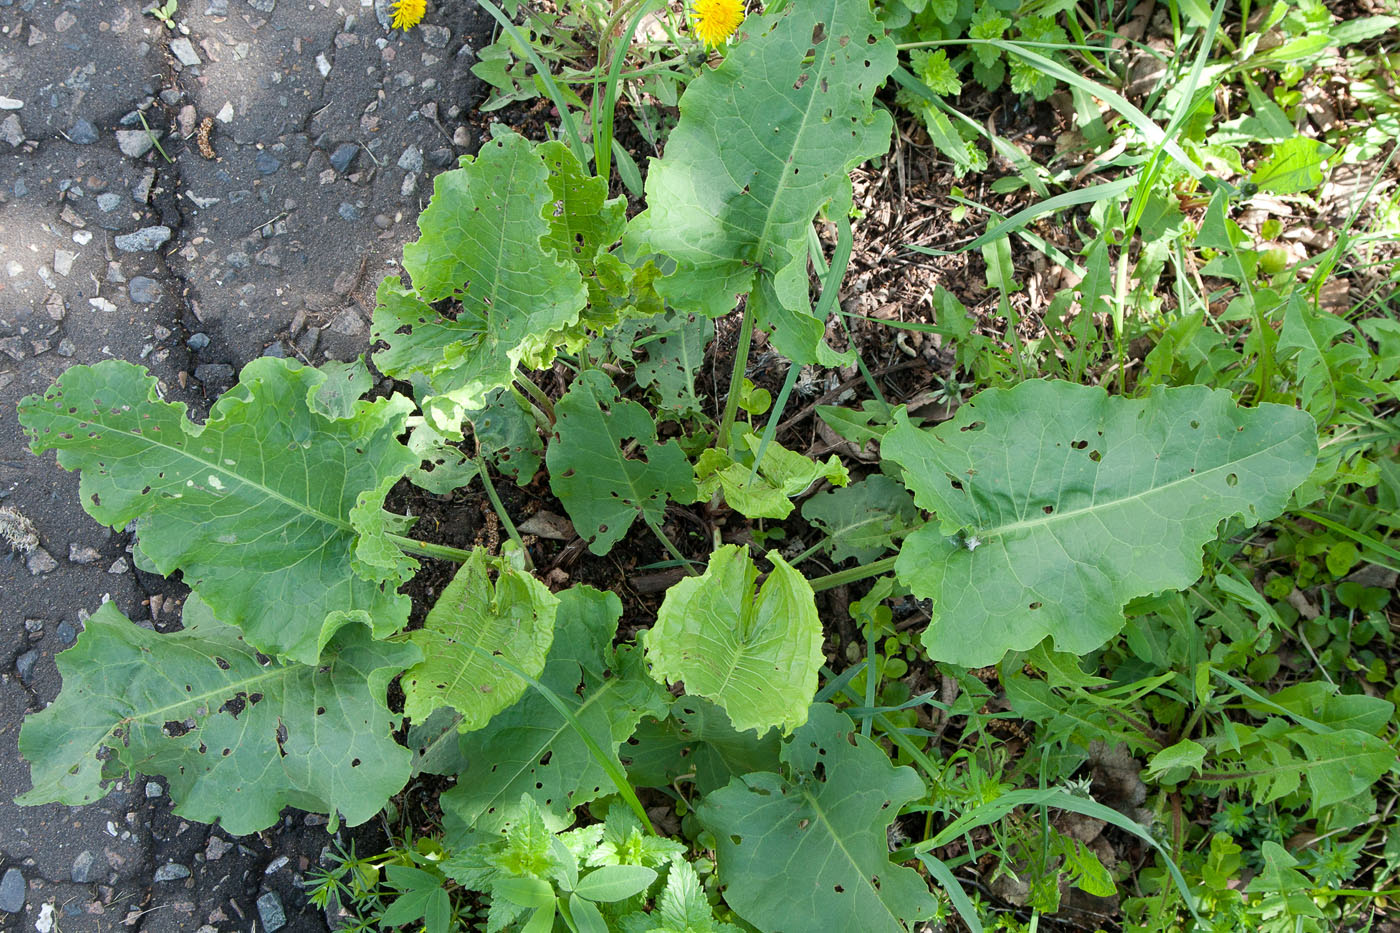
[1043,505,1054,514]
[1071,439,1088,450]
[1089,450,1102,462]
[1029,601,1043,610]
[1226,473,1238,487]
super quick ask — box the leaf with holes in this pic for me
[400,548,559,731]
[882,380,1318,667]
[371,129,586,413]
[16,597,419,835]
[18,358,418,664]
[644,545,822,735]
[623,0,894,364]
[800,474,920,563]
[635,311,714,419]
[440,586,669,834]
[695,704,936,933]
[538,140,632,342]
[471,386,543,483]
[547,370,696,555]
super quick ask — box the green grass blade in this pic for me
[476,0,589,169]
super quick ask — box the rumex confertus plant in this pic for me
[14,2,1330,929]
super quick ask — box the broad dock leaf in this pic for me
[17,598,419,835]
[644,546,822,735]
[372,129,587,411]
[18,358,418,664]
[696,704,935,932]
[547,370,695,555]
[882,381,1318,666]
[441,587,670,833]
[623,0,895,364]
[401,548,559,731]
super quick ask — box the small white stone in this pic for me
[169,36,202,66]
[89,297,118,313]
[216,101,234,123]
[53,250,76,276]
[73,230,93,245]
[316,52,331,77]
[0,96,22,110]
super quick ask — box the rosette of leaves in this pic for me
[624,0,896,364]
[17,358,419,664]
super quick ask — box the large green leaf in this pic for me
[18,358,418,664]
[882,380,1318,666]
[623,0,894,364]
[441,587,670,833]
[17,598,418,834]
[547,370,696,555]
[401,548,559,730]
[644,546,822,735]
[372,129,587,412]
[696,704,936,933]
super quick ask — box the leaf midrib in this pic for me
[61,410,354,532]
[964,429,1305,540]
[747,0,846,274]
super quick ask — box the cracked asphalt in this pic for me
[1,0,495,928]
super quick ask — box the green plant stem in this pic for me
[388,534,474,563]
[514,371,557,425]
[809,556,897,593]
[716,305,756,453]
[642,514,698,575]
[474,456,533,570]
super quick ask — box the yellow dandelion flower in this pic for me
[691,0,744,48]
[390,0,426,30]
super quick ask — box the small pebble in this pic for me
[55,621,78,646]
[27,548,58,575]
[153,863,190,883]
[329,142,358,174]
[397,144,422,172]
[338,201,360,221]
[256,891,286,932]
[170,37,202,66]
[68,119,98,144]
[108,557,129,574]
[114,226,172,252]
[128,277,162,304]
[187,332,211,350]
[0,867,24,914]
[1,114,23,148]
[69,544,101,564]
[15,649,40,685]
[146,781,164,799]
[255,151,281,175]
[97,192,121,212]
[115,129,160,159]
[70,851,95,884]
